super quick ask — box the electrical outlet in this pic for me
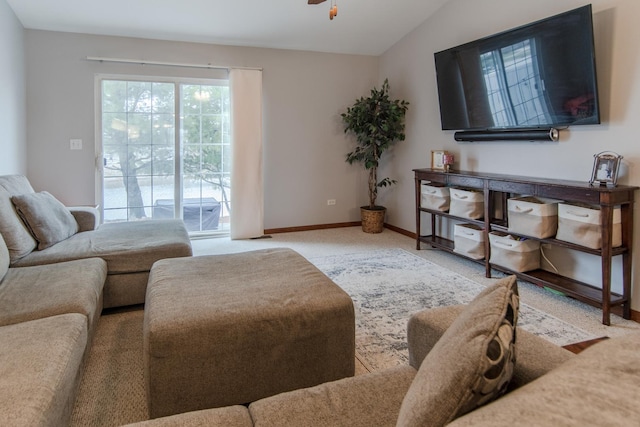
[327,199,336,206]
[70,139,83,150]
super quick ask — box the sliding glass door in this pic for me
[99,77,230,235]
[180,84,231,233]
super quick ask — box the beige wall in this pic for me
[379,0,640,310]
[0,0,26,175]
[24,30,378,227]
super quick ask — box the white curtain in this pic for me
[229,69,264,239]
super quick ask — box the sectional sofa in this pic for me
[0,174,193,426]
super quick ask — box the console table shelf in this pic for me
[414,168,638,325]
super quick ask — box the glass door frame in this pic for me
[94,73,229,235]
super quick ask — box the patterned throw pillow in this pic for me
[396,275,519,427]
[11,191,79,250]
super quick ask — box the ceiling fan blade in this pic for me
[308,0,327,4]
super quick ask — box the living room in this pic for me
[3,0,640,302]
[2,0,640,425]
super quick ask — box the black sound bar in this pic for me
[454,128,559,142]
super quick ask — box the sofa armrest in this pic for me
[407,304,575,390]
[407,305,464,369]
[69,207,100,232]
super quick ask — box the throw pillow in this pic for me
[396,275,519,427]
[11,191,79,250]
[0,176,38,262]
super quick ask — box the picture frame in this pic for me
[431,150,447,170]
[589,151,622,186]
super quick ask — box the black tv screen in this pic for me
[434,5,600,131]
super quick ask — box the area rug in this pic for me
[311,248,595,371]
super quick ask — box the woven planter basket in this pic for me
[360,206,386,234]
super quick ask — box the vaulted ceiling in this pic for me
[6,0,450,56]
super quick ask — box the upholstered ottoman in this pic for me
[143,248,355,418]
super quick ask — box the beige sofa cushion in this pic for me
[0,175,38,262]
[0,313,88,427]
[396,275,519,427]
[0,258,106,330]
[0,234,8,282]
[448,333,640,426]
[12,191,79,250]
[249,365,417,427]
[121,406,253,427]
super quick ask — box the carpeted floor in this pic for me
[70,227,640,426]
[71,308,147,426]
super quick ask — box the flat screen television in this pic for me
[434,5,600,134]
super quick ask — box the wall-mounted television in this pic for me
[434,5,600,138]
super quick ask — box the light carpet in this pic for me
[71,308,148,426]
[311,248,595,371]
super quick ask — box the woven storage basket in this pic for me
[421,184,450,212]
[555,203,621,249]
[449,188,483,220]
[453,223,485,260]
[507,196,560,239]
[360,207,386,234]
[489,232,540,272]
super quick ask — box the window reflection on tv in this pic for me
[434,5,600,131]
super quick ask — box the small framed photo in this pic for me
[589,151,622,186]
[431,150,447,170]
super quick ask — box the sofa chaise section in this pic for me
[0,174,193,308]
[12,219,193,308]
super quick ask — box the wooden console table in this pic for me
[414,168,638,325]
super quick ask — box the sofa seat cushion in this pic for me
[0,175,38,262]
[0,313,88,427]
[121,406,254,427]
[249,365,417,427]
[448,333,640,426]
[397,275,519,427]
[12,191,79,250]
[11,219,192,274]
[0,258,106,330]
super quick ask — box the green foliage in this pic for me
[341,79,409,209]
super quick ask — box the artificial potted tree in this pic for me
[341,79,409,233]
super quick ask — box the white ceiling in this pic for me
[6,0,449,56]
